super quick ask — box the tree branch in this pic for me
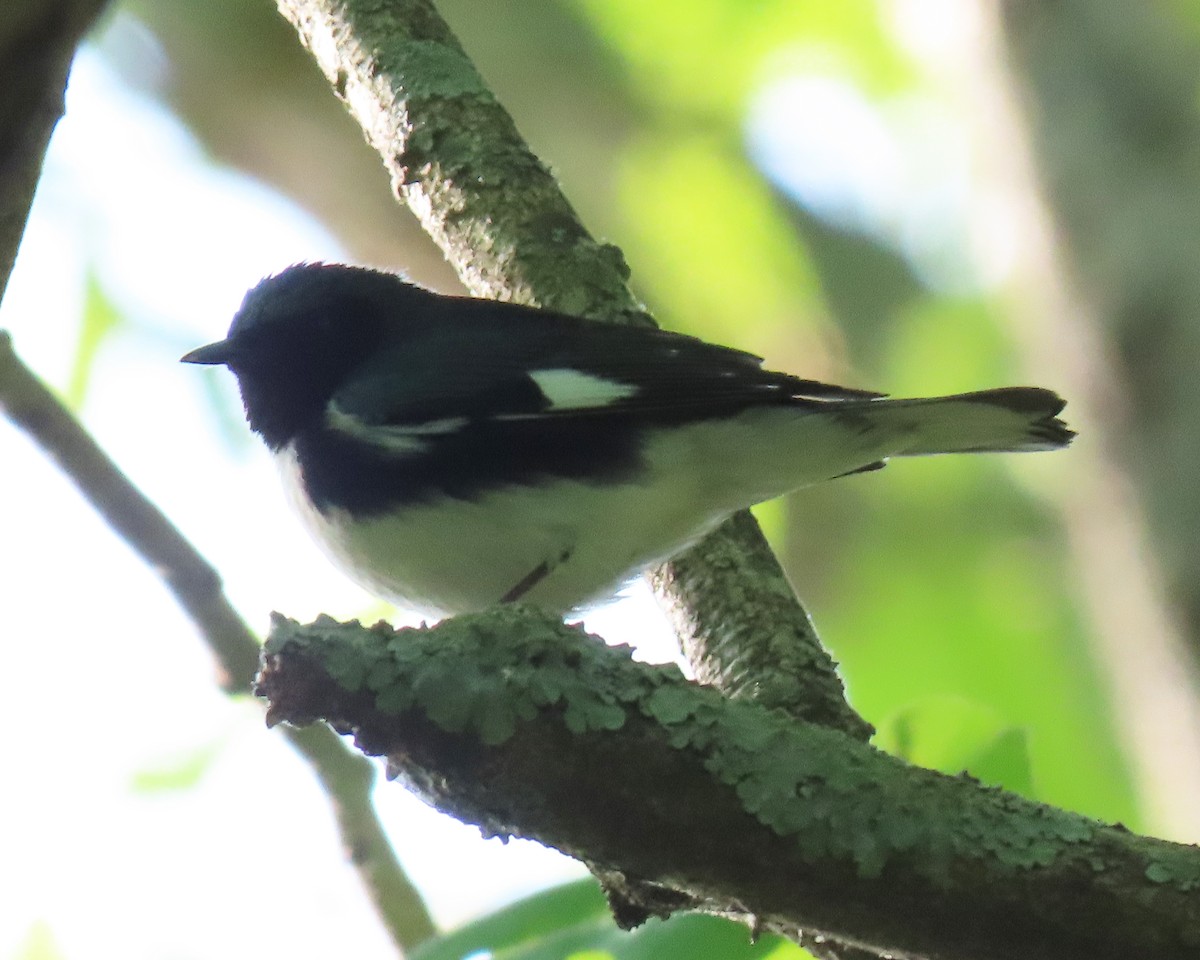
[273,0,869,739]
[0,0,111,297]
[259,612,1200,960]
[0,334,437,952]
[0,331,262,690]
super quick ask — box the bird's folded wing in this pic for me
[332,301,882,431]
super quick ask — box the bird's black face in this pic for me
[183,263,423,450]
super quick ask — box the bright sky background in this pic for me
[0,46,697,960]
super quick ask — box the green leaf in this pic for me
[130,737,225,793]
[402,877,817,960]
[967,727,1034,799]
[875,696,1034,797]
[65,271,125,410]
[759,940,814,960]
[14,922,65,960]
[501,920,621,960]
[588,913,790,960]
[411,879,609,960]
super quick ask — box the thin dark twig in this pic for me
[0,332,437,952]
[0,331,260,689]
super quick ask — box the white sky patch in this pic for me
[529,368,637,410]
[747,73,901,235]
[744,71,982,294]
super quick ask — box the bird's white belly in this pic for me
[300,478,718,616]
[277,443,727,615]
[276,410,883,616]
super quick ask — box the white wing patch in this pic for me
[326,402,467,454]
[528,368,638,410]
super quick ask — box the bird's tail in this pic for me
[674,385,1072,519]
[860,387,1074,456]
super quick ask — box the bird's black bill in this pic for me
[181,341,233,365]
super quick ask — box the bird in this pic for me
[182,262,1073,617]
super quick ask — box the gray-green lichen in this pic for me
[265,611,1103,881]
[1145,847,1200,892]
[378,39,488,99]
[267,609,664,745]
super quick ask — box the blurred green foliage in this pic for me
[411,879,811,960]
[571,0,913,115]
[67,0,1147,954]
[555,0,1134,827]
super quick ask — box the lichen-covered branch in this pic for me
[260,612,1200,960]
[651,512,871,736]
[275,0,636,315]
[272,0,867,737]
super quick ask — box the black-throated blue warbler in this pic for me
[182,263,1073,616]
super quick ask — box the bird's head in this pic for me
[182,263,430,449]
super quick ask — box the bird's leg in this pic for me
[500,548,572,604]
